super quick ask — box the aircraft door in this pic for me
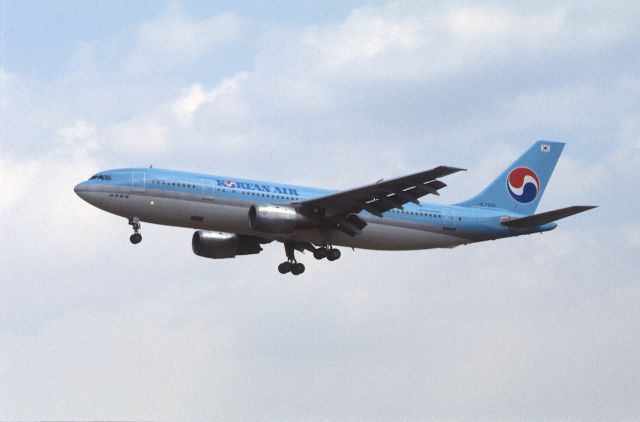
[442,207,456,230]
[132,172,146,192]
[201,178,215,201]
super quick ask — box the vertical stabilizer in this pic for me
[456,141,564,215]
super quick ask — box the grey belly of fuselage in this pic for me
[87,188,470,251]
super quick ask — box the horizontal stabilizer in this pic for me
[502,205,597,228]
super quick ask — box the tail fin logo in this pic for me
[507,167,540,203]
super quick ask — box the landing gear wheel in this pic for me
[291,263,305,275]
[128,217,142,245]
[313,248,328,260]
[327,248,341,261]
[280,241,306,275]
[278,262,291,274]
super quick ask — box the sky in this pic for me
[1,0,639,419]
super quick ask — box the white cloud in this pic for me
[122,4,243,75]
[107,120,169,154]
[303,6,423,71]
[172,73,249,126]
[0,158,39,212]
[58,120,96,140]
[283,3,639,83]
[58,120,100,150]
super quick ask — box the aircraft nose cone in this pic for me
[74,182,88,199]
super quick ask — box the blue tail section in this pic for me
[456,141,565,215]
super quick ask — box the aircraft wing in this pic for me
[296,165,465,236]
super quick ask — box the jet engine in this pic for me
[192,230,263,259]
[248,204,316,234]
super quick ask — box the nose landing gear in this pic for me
[128,217,142,244]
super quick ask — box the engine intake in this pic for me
[192,231,263,259]
[249,204,316,234]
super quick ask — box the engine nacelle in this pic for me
[248,204,316,234]
[192,231,263,259]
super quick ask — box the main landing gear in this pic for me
[277,241,343,275]
[128,217,142,244]
[313,246,341,261]
[277,227,342,274]
[278,242,305,275]
[313,224,341,261]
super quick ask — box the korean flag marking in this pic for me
[541,144,551,153]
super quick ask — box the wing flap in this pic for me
[301,165,465,218]
[501,205,597,228]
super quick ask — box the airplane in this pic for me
[74,141,595,275]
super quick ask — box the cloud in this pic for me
[107,119,170,154]
[0,158,39,212]
[172,73,249,126]
[58,120,100,150]
[281,3,639,84]
[122,4,244,75]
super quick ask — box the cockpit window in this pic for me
[89,174,112,181]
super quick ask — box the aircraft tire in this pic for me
[130,233,142,244]
[313,249,327,260]
[291,263,305,275]
[327,248,341,261]
[278,262,291,274]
